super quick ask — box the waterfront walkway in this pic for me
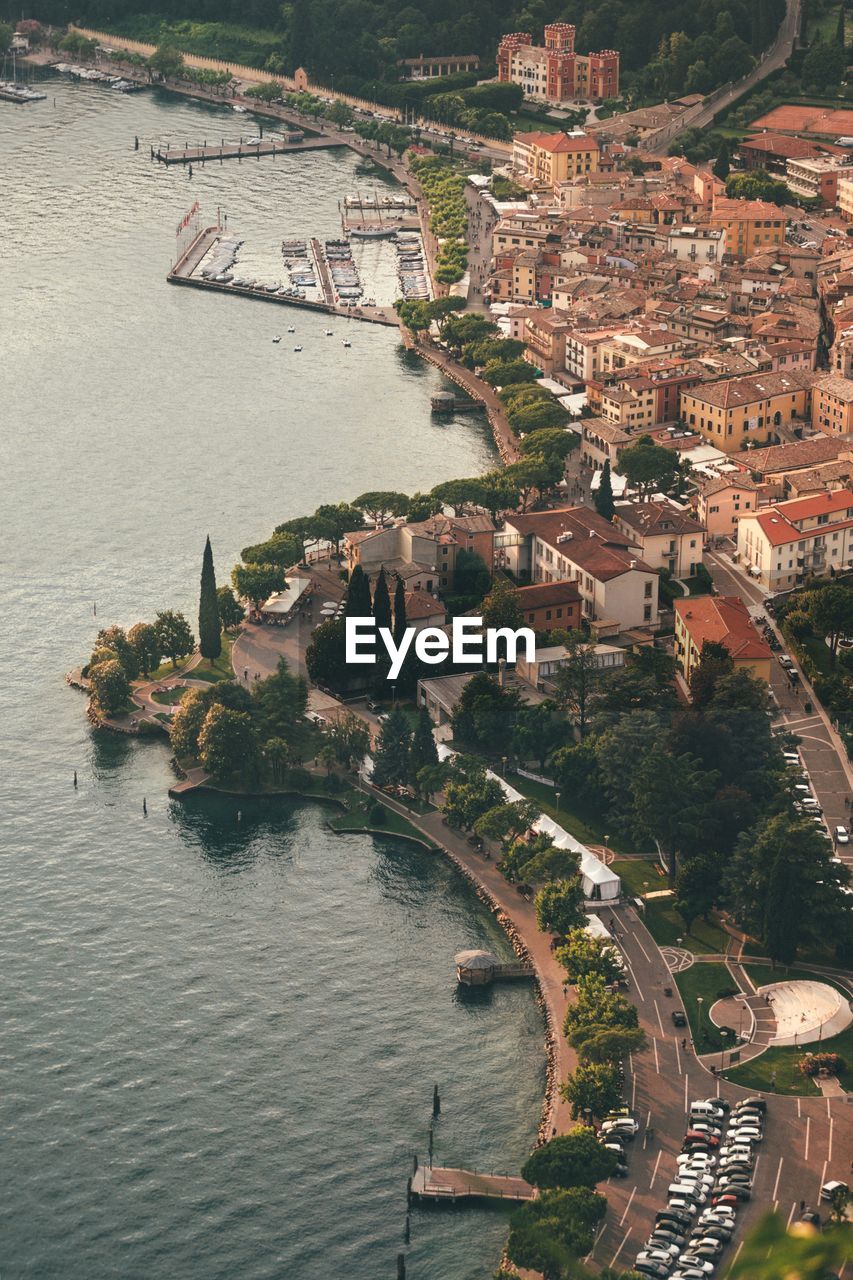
[405,338,521,464]
[411,1164,535,1203]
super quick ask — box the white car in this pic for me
[669,1182,708,1204]
[836,825,850,844]
[638,1244,681,1261]
[677,1257,715,1274]
[728,1126,762,1143]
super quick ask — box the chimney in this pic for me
[629,558,636,568]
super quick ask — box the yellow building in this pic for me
[680,370,812,454]
[811,372,853,438]
[674,595,772,685]
[709,197,786,260]
[512,130,600,188]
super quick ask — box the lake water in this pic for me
[0,77,543,1279]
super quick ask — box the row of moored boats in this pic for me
[396,235,429,300]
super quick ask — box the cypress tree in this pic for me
[393,576,407,646]
[198,535,221,661]
[838,3,846,48]
[372,568,392,632]
[411,706,439,772]
[713,141,730,182]
[345,564,372,618]
[594,460,616,521]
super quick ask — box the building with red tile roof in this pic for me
[674,595,772,682]
[736,487,853,588]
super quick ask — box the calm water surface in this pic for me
[0,79,542,1279]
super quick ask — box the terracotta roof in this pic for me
[813,372,853,403]
[748,488,853,545]
[773,488,853,522]
[515,581,582,609]
[675,595,772,662]
[711,198,786,221]
[700,473,762,497]
[524,131,599,154]
[615,500,705,538]
[736,435,845,475]
[684,368,812,409]
[740,134,821,161]
[505,506,656,581]
[403,590,446,621]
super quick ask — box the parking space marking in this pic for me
[787,1201,797,1226]
[732,1241,745,1266]
[584,1222,606,1263]
[771,1157,784,1201]
[805,1116,810,1163]
[797,1098,801,1119]
[828,1117,834,1163]
[653,1039,660,1075]
[650,1148,662,1190]
[631,1069,637,1111]
[653,999,666,1037]
[819,1157,828,1202]
[684,1074,689,1113]
[618,1186,637,1228]
[674,1036,682,1076]
[610,1227,632,1268]
[623,953,644,1003]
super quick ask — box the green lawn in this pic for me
[508,772,640,855]
[189,635,235,683]
[674,963,740,1052]
[613,859,730,955]
[328,790,436,845]
[152,686,186,706]
[722,1022,853,1097]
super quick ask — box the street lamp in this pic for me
[555,791,561,815]
[720,1027,729,1071]
[697,996,704,1043]
[501,755,508,776]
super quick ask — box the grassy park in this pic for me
[674,962,739,1053]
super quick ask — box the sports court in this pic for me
[750,102,853,135]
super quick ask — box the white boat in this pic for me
[293,345,303,352]
[233,104,248,113]
[343,339,352,347]
[272,336,281,343]
[325,329,334,336]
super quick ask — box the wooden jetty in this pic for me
[152,136,340,165]
[310,236,335,306]
[431,391,483,415]
[454,948,534,985]
[411,1164,536,1204]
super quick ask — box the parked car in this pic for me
[835,826,850,845]
[672,1009,688,1026]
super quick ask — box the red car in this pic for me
[685,1131,720,1147]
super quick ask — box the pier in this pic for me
[152,136,340,165]
[411,1165,536,1204]
[454,948,534,985]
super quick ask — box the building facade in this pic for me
[680,370,812,454]
[736,489,853,589]
[674,595,772,683]
[811,373,853,438]
[498,25,619,105]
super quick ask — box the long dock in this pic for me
[152,136,340,165]
[411,1165,536,1204]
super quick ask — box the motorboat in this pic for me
[324,329,334,336]
[293,345,303,352]
[342,339,352,347]
[272,335,281,343]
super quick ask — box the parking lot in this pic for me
[584,904,853,1275]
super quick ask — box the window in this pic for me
[643,604,652,621]
[644,582,652,598]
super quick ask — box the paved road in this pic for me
[705,550,853,862]
[586,903,853,1275]
[464,182,499,315]
[647,0,801,153]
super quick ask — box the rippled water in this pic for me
[0,78,541,1279]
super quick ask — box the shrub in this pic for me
[799,1052,844,1077]
[369,801,387,826]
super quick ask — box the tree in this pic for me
[505,455,563,509]
[725,168,790,206]
[154,610,194,669]
[443,772,505,829]
[475,800,540,851]
[327,712,371,767]
[552,634,600,738]
[713,141,731,182]
[345,565,372,619]
[481,579,522,630]
[231,563,286,612]
[241,533,301,567]
[521,1128,617,1190]
[451,672,518,753]
[631,747,717,882]
[560,1062,623,1121]
[88,659,131,716]
[594,460,616,521]
[481,358,538,388]
[555,929,624,985]
[513,838,580,884]
[616,434,682,497]
[264,736,290,784]
[271,517,318,562]
[839,2,847,47]
[674,852,721,931]
[371,705,412,787]
[0,22,13,52]
[478,471,520,522]
[410,706,438,773]
[216,586,245,632]
[453,548,491,600]
[802,40,846,88]
[198,705,259,782]
[535,878,586,936]
[565,974,639,1038]
[372,567,392,631]
[513,702,570,771]
[729,1211,852,1280]
[429,477,487,516]
[94,625,140,680]
[198,535,221,662]
[808,584,853,659]
[689,639,734,709]
[352,490,409,526]
[148,43,185,79]
[575,1025,647,1065]
[507,1188,607,1279]
[313,502,365,556]
[127,622,159,677]
[305,618,348,691]
[253,656,307,738]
